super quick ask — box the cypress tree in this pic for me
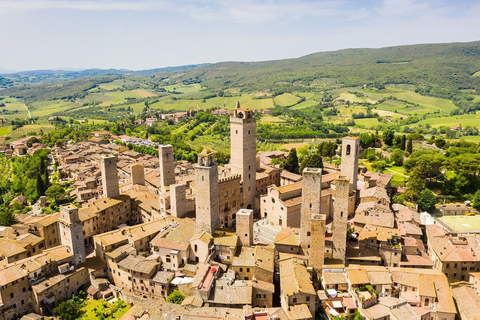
[407,139,413,154]
[284,148,299,173]
[400,134,406,151]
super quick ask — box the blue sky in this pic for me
[0,0,479,71]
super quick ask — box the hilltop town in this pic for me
[0,102,479,320]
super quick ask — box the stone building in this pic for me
[170,183,186,218]
[0,265,31,320]
[236,209,253,246]
[332,176,349,262]
[130,163,145,186]
[310,214,326,272]
[195,149,220,235]
[159,145,175,192]
[101,155,120,198]
[300,168,322,250]
[341,137,359,191]
[230,102,256,211]
[58,204,86,265]
[218,174,243,228]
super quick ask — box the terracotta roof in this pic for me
[0,265,28,286]
[274,228,300,246]
[279,258,316,296]
[346,268,370,285]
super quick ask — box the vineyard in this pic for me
[0,156,13,181]
[7,125,55,140]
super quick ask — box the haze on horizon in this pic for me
[0,0,479,72]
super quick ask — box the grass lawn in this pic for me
[0,126,13,136]
[100,91,145,107]
[81,299,130,320]
[163,83,203,93]
[354,118,380,128]
[290,100,317,110]
[274,93,301,107]
[438,215,480,233]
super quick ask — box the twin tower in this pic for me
[195,102,256,235]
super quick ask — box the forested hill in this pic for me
[154,41,480,92]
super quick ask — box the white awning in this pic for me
[170,249,179,255]
[327,288,337,298]
[333,300,343,309]
[328,309,339,317]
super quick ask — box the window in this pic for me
[263,294,266,298]
[194,244,198,252]
[346,144,351,155]
[247,268,250,272]
[240,268,243,272]
[23,287,26,292]
[293,298,297,304]
[307,232,311,237]
[10,293,13,298]
[306,296,310,302]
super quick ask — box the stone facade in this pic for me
[58,204,87,265]
[101,155,120,198]
[236,209,253,246]
[341,137,360,191]
[218,175,243,228]
[195,150,220,235]
[130,163,145,186]
[230,102,256,211]
[170,183,186,218]
[310,214,326,271]
[159,144,175,191]
[300,168,322,249]
[333,176,349,262]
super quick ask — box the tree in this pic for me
[45,184,65,205]
[418,189,436,212]
[407,139,413,154]
[53,298,83,320]
[167,290,185,304]
[354,310,364,320]
[400,134,406,151]
[405,169,425,201]
[359,132,375,148]
[299,153,323,172]
[473,190,480,210]
[36,172,45,197]
[284,148,299,173]
[382,129,395,146]
[390,150,404,166]
[0,208,18,226]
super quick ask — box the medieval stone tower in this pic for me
[159,144,175,192]
[170,183,186,218]
[332,176,349,262]
[101,156,119,198]
[300,168,322,249]
[236,209,253,246]
[195,149,220,235]
[310,214,326,272]
[59,204,86,265]
[130,163,145,186]
[341,137,360,191]
[230,102,256,210]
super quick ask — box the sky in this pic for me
[0,0,479,71]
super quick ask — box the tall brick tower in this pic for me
[300,168,322,249]
[171,183,186,218]
[195,149,220,235]
[59,204,86,265]
[310,214,326,272]
[332,176,349,262]
[101,156,119,198]
[230,102,256,210]
[159,144,175,192]
[341,137,360,191]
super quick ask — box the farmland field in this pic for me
[416,111,480,128]
[260,115,286,124]
[274,93,301,107]
[387,91,458,113]
[291,100,318,110]
[99,91,144,107]
[354,118,380,128]
[7,124,55,139]
[163,83,203,93]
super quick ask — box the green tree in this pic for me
[284,148,299,173]
[167,290,185,304]
[299,153,323,173]
[371,160,386,172]
[407,139,413,154]
[359,132,375,148]
[36,173,45,197]
[400,134,406,151]
[390,150,404,166]
[382,129,395,146]
[53,298,84,320]
[0,208,18,226]
[45,184,65,205]
[405,169,425,201]
[418,189,436,212]
[354,310,364,320]
[473,190,480,210]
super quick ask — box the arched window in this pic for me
[194,244,198,252]
[425,298,429,306]
[346,144,351,155]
